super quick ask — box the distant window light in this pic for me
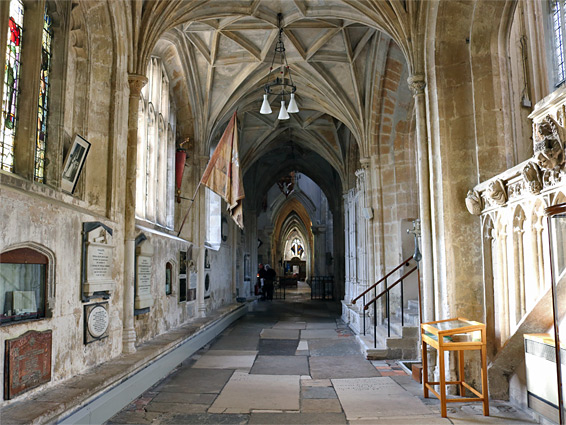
[165,262,173,295]
[205,188,222,250]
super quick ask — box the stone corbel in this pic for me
[486,179,507,206]
[465,190,483,215]
[521,161,543,194]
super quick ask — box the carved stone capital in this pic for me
[407,75,426,96]
[128,74,148,98]
[486,179,507,206]
[465,190,483,215]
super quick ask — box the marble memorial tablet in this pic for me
[85,302,109,343]
[135,237,154,310]
[4,330,52,399]
[82,222,115,298]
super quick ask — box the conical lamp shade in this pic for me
[287,93,299,113]
[278,100,290,120]
[260,94,272,114]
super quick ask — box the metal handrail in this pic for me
[363,266,417,309]
[351,254,413,304]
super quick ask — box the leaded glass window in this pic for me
[34,8,53,183]
[553,1,566,85]
[1,0,24,173]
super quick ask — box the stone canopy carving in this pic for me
[486,179,507,206]
[465,190,483,215]
[521,161,543,194]
[533,115,565,170]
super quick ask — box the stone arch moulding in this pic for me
[1,242,56,317]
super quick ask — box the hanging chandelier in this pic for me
[260,13,299,120]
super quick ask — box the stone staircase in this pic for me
[348,299,421,360]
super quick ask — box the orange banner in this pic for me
[201,111,245,229]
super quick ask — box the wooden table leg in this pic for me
[459,350,465,396]
[439,348,447,418]
[422,339,429,398]
[481,344,490,416]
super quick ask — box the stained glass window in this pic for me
[553,1,566,85]
[34,9,53,183]
[1,0,24,173]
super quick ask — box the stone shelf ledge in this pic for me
[0,302,247,425]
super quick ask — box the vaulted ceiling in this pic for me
[158,0,412,209]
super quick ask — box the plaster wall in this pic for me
[0,185,125,401]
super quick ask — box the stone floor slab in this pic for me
[305,322,337,329]
[153,368,234,394]
[258,339,298,355]
[152,392,217,404]
[160,413,250,424]
[250,355,309,375]
[301,379,332,387]
[260,329,300,339]
[333,377,432,420]
[273,321,307,329]
[301,398,343,413]
[144,402,209,414]
[208,371,300,413]
[192,353,257,370]
[301,386,337,399]
[309,356,380,379]
[308,338,361,356]
[106,411,162,424]
[248,412,347,424]
[300,329,340,339]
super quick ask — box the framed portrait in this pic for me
[62,134,90,194]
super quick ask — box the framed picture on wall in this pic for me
[62,134,91,194]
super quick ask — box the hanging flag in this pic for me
[200,111,245,229]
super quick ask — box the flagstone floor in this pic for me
[106,283,538,425]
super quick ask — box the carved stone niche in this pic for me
[521,161,543,194]
[465,190,483,215]
[533,115,565,171]
[82,222,115,300]
[486,179,507,206]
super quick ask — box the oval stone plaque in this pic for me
[87,305,109,338]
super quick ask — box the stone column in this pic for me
[343,192,351,302]
[408,75,434,323]
[123,74,147,354]
[360,157,375,288]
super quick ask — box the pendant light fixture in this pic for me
[260,13,299,120]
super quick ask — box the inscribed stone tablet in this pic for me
[5,330,52,399]
[84,302,110,344]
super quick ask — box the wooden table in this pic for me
[421,318,489,418]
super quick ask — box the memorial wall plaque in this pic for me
[4,330,52,400]
[188,271,197,301]
[82,222,115,300]
[84,302,109,344]
[135,235,153,310]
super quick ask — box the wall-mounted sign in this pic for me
[4,330,52,399]
[62,134,90,194]
[82,222,115,301]
[84,302,109,344]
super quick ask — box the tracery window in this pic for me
[0,0,24,173]
[34,8,53,183]
[290,237,304,259]
[136,57,175,228]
